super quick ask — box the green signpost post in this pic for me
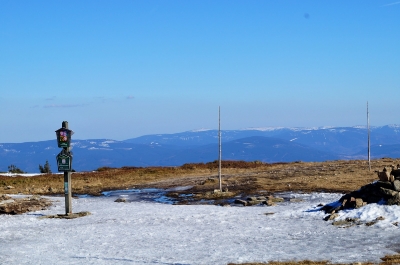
[55,121,73,215]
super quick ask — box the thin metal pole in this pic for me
[367,102,371,171]
[218,106,222,192]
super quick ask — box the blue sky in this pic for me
[1,1,399,142]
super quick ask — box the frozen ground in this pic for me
[1,192,400,265]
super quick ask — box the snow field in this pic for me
[0,193,399,265]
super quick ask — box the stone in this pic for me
[247,200,262,206]
[375,181,393,190]
[332,219,356,228]
[114,198,127,203]
[378,171,391,182]
[393,180,400,191]
[387,193,400,206]
[234,199,247,206]
[392,169,400,179]
[355,198,364,208]
[321,203,342,214]
[380,187,399,198]
[263,200,276,206]
[344,197,357,209]
[270,197,284,203]
[324,213,338,221]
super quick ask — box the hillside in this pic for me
[1,125,400,172]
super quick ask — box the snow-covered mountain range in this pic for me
[2,125,400,172]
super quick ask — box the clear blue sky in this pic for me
[1,1,399,143]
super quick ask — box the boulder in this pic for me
[387,193,400,206]
[378,171,391,182]
[114,198,128,203]
[379,187,399,198]
[234,199,247,206]
[263,200,276,206]
[375,181,393,190]
[393,180,400,191]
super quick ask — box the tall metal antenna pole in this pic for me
[218,106,222,192]
[367,101,371,171]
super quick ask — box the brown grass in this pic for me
[228,252,400,265]
[0,158,397,197]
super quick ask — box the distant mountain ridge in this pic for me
[1,125,400,172]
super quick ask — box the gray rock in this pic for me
[355,198,364,209]
[387,193,400,206]
[247,200,262,206]
[321,204,342,214]
[375,181,393,190]
[263,200,276,206]
[380,187,399,198]
[324,213,338,221]
[234,199,247,206]
[393,180,400,191]
[270,197,285,203]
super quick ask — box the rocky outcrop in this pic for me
[0,194,52,215]
[234,195,284,206]
[322,167,400,218]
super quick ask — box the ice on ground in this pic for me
[0,192,399,265]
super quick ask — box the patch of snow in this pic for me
[189,128,212,132]
[0,192,399,264]
[0,173,43,177]
[103,140,116,144]
[3,149,19,153]
[88,147,112,151]
[241,127,286,131]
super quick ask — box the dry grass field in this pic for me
[2,158,400,265]
[228,252,400,265]
[0,158,395,198]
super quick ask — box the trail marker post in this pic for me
[55,121,74,215]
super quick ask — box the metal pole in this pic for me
[367,102,371,171]
[218,106,222,192]
[62,121,72,214]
